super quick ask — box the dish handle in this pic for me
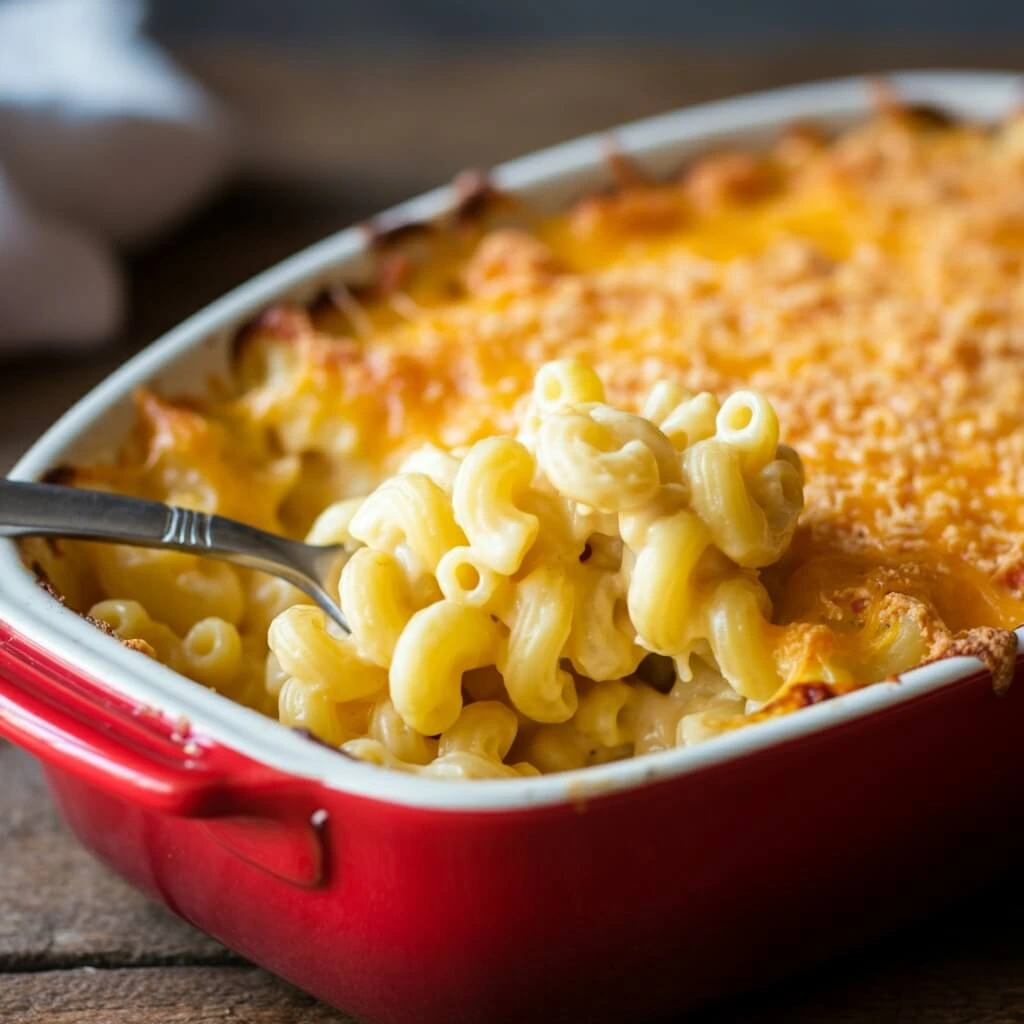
[0,622,283,818]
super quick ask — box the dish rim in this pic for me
[2,69,1022,812]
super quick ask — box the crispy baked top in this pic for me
[35,101,1023,736]
[221,107,1024,636]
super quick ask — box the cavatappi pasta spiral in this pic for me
[262,359,807,776]
[28,107,1024,776]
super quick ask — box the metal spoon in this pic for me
[0,480,350,632]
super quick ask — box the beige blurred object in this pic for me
[0,0,235,351]
[0,169,121,348]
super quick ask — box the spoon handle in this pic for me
[0,480,349,631]
[1,479,261,553]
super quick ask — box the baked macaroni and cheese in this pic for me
[24,97,1024,778]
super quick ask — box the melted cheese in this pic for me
[227,114,1024,637]
[41,111,1024,730]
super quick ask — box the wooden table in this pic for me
[3,44,1024,1022]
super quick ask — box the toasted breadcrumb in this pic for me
[236,114,1024,640]
[34,109,1024,713]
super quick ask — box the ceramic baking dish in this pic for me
[2,72,1024,1024]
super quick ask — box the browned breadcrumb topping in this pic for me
[121,637,158,659]
[178,106,1024,719]
[922,626,1019,697]
[230,111,1024,640]
[29,102,1024,730]
[740,679,860,724]
[35,565,156,660]
[462,229,563,298]
[34,572,66,605]
[729,619,1015,728]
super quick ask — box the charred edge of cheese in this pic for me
[867,76,959,128]
[734,679,862,730]
[34,569,65,606]
[232,304,314,366]
[235,77,957,359]
[599,135,652,189]
[922,626,1019,697]
[689,681,860,742]
[34,561,157,660]
[40,464,78,487]
[359,168,509,251]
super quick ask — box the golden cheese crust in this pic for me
[224,105,1024,640]
[34,96,1024,716]
[922,626,1019,697]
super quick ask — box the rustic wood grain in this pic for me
[0,966,353,1023]
[4,43,1024,1022]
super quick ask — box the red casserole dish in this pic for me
[2,72,1024,1023]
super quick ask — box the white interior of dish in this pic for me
[2,71,1022,811]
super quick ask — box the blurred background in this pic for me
[150,1,1024,44]
[1,0,1022,466]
